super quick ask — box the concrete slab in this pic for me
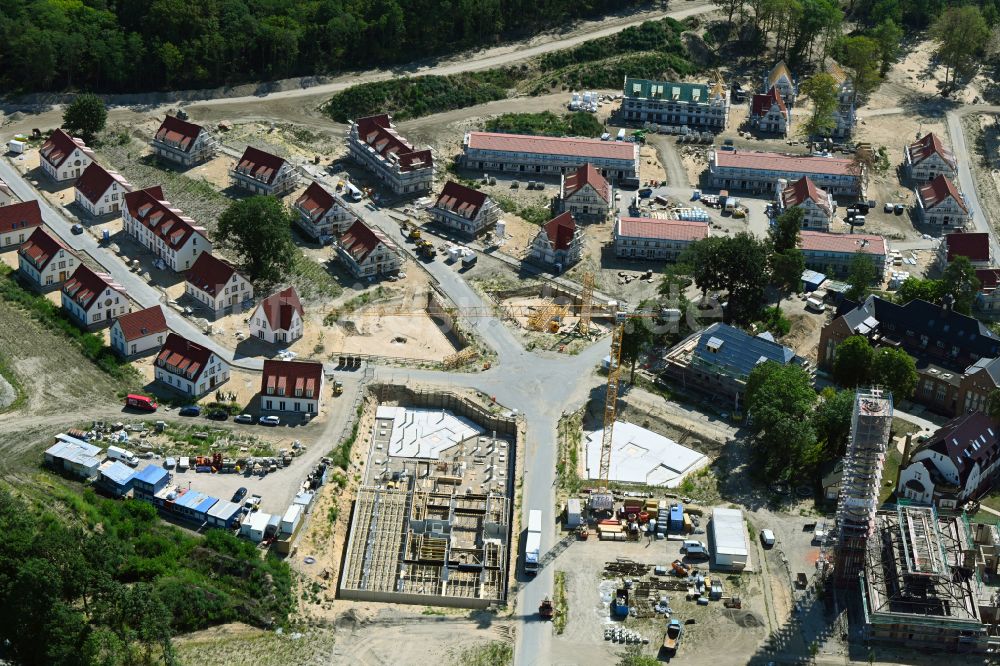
[584,421,709,487]
[374,405,484,459]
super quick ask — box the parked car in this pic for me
[71,224,84,234]
[207,409,228,421]
[178,405,201,417]
[760,529,776,548]
[259,415,280,426]
[232,487,248,503]
[894,204,905,215]
[125,394,158,412]
[234,414,254,424]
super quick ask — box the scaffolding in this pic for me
[528,302,568,332]
[578,271,595,337]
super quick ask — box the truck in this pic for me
[524,509,542,575]
[107,445,139,467]
[662,618,682,653]
[461,251,477,268]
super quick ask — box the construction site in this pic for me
[486,279,615,339]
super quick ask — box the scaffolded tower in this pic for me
[834,387,893,585]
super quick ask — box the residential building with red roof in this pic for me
[975,268,1000,314]
[39,129,95,181]
[0,200,43,248]
[61,264,129,329]
[335,219,401,278]
[905,132,958,183]
[259,360,324,418]
[73,163,132,216]
[154,333,230,398]
[110,305,168,358]
[749,87,789,136]
[150,115,216,166]
[429,181,500,237]
[764,62,796,105]
[122,186,211,271]
[18,227,80,291]
[776,176,835,230]
[348,114,434,195]
[937,232,991,270]
[621,77,729,132]
[229,146,296,196]
[250,287,304,344]
[463,131,640,184]
[915,175,969,230]
[709,149,861,196]
[797,230,887,278]
[614,217,709,261]
[559,163,612,223]
[292,181,354,240]
[529,212,583,269]
[185,252,254,318]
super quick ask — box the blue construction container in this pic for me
[669,503,684,532]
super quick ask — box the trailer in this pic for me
[524,509,542,575]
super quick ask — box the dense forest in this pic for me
[0,0,650,94]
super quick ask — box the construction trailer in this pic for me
[566,498,583,528]
[711,507,749,570]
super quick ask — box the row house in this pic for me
[110,305,168,358]
[260,360,324,418]
[154,333,230,398]
[905,133,958,183]
[230,146,296,196]
[708,149,861,197]
[61,264,129,329]
[915,175,970,230]
[250,286,304,344]
[614,217,709,261]
[825,62,856,138]
[558,163,612,223]
[528,212,583,270]
[39,129,94,181]
[936,232,990,270]
[0,200,42,249]
[335,219,401,278]
[764,62,796,105]
[347,114,434,195]
[122,186,211,271]
[0,178,15,206]
[776,176,835,230]
[293,181,354,241]
[18,227,80,291]
[428,181,500,237]
[621,77,729,132]
[749,87,789,136]
[74,163,132,217]
[150,115,216,166]
[462,132,640,184]
[185,252,254,318]
[798,230,887,279]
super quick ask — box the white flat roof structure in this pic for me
[711,507,749,557]
[583,421,709,487]
[375,406,484,459]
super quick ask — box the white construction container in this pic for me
[495,220,506,237]
[447,246,462,263]
[7,139,25,154]
[280,504,303,534]
[242,512,272,542]
[178,456,189,471]
[566,498,582,528]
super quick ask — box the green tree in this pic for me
[834,35,882,100]
[940,255,981,315]
[896,277,942,305]
[620,316,655,384]
[845,253,878,301]
[712,0,747,27]
[772,249,805,305]
[62,93,107,144]
[833,335,874,388]
[719,232,771,325]
[771,207,804,254]
[680,236,728,302]
[617,644,661,666]
[745,361,820,478]
[798,73,839,137]
[986,389,1000,422]
[872,347,917,399]
[215,196,297,285]
[870,19,903,75]
[812,388,856,457]
[931,6,990,85]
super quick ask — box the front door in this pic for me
[58,271,66,281]
[105,309,111,321]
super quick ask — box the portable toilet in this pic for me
[495,220,506,238]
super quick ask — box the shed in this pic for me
[206,500,242,529]
[45,436,103,479]
[172,489,218,522]
[132,464,169,497]
[266,513,282,538]
[98,461,136,497]
[566,498,583,528]
[242,512,271,542]
[711,507,749,570]
[669,504,684,532]
[801,269,827,292]
[280,504,303,534]
[293,491,315,510]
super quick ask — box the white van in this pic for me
[107,445,139,467]
[805,296,825,313]
[760,529,776,547]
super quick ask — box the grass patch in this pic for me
[493,194,552,226]
[880,447,902,504]
[323,285,390,324]
[329,402,365,470]
[484,111,604,138]
[755,306,792,337]
[0,349,26,414]
[450,640,513,666]
[891,416,922,439]
[553,570,568,634]
[289,252,343,301]
[556,411,583,494]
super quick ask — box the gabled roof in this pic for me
[919,412,1000,487]
[465,132,637,161]
[691,322,798,377]
[542,212,577,251]
[294,181,337,221]
[353,114,433,173]
[19,227,76,272]
[113,305,167,342]
[40,129,93,169]
[261,359,323,398]
[781,177,832,215]
[100,461,135,486]
[339,219,393,264]
[233,146,287,185]
[908,133,957,170]
[767,61,793,87]
[123,186,206,250]
[433,181,488,220]
[917,175,967,212]
[62,264,124,309]
[751,87,787,117]
[74,163,131,204]
[624,77,716,103]
[153,115,206,152]
[826,61,849,85]
[0,200,43,235]
[186,252,242,297]
[563,163,611,203]
[713,150,855,176]
[798,230,886,257]
[255,287,303,332]
[616,217,709,242]
[943,232,989,263]
[156,333,216,383]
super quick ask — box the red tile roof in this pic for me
[465,132,638,161]
[751,87,787,117]
[616,217,709,241]
[354,114,433,172]
[256,287,303,332]
[781,176,832,215]
[19,227,76,272]
[542,212,577,251]
[918,175,967,212]
[62,264,125,309]
[114,305,167,341]
[294,181,337,221]
[186,252,241,297]
[156,333,215,382]
[40,129,93,169]
[153,115,205,152]
[562,163,611,203]
[944,232,990,263]
[713,150,854,176]
[433,181,488,220]
[976,268,1000,294]
[261,359,322,399]
[798,230,887,256]
[74,163,131,204]
[123,186,206,250]
[233,146,287,185]
[339,219,393,264]
[908,133,957,171]
[0,200,43,235]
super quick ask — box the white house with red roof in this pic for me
[250,287,304,344]
[150,115,216,166]
[797,230,887,278]
[185,252,254,318]
[463,131,640,183]
[73,163,132,217]
[709,149,861,196]
[749,87,789,135]
[937,232,991,270]
[429,181,500,237]
[348,114,434,195]
[110,305,168,358]
[0,200,43,249]
[336,219,401,278]
[905,133,958,183]
[229,146,296,196]
[154,333,230,398]
[915,175,969,229]
[18,227,80,291]
[122,186,211,271]
[614,217,709,261]
[764,62,796,105]
[776,176,835,230]
[39,129,95,181]
[61,264,129,329]
[559,163,612,223]
[529,212,583,269]
[292,181,354,240]
[259,360,324,418]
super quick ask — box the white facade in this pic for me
[250,300,304,344]
[18,247,78,290]
[111,325,164,358]
[39,132,94,181]
[75,176,130,217]
[185,272,254,317]
[155,351,230,398]
[121,196,210,272]
[61,282,129,328]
